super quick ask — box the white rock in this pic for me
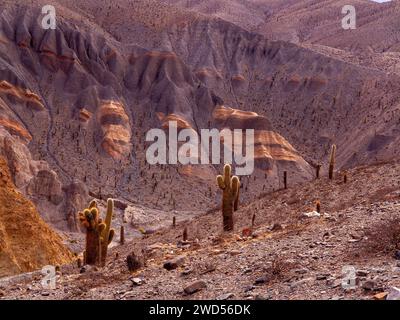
[302,211,321,218]
[387,287,400,300]
[131,278,143,286]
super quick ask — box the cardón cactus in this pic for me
[78,200,102,265]
[283,171,287,189]
[99,199,115,266]
[329,144,336,180]
[316,200,321,213]
[78,199,115,266]
[217,164,240,231]
[316,164,321,179]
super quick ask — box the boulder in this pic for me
[62,181,89,231]
[163,255,185,271]
[387,287,400,300]
[183,280,207,295]
[27,169,63,205]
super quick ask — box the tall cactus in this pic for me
[78,199,115,266]
[329,144,336,180]
[316,164,321,179]
[99,199,115,267]
[217,164,240,231]
[78,200,103,265]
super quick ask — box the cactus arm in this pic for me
[231,176,239,197]
[108,229,115,244]
[97,237,102,265]
[103,198,113,237]
[78,212,89,228]
[223,164,231,188]
[84,209,96,230]
[232,176,240,211]
[98,198,114,266]
[90,208,98,221]
[89,200,97,209]
[217,175,225,189]
[234,190,239,211]
[98,223,106,233]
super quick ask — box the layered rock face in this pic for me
[163,0,400,168]
[0,0,316,228]
[211,106,312,198]
[97,101,131,160]
[0,128,89,231]
[0,157,73,278]
[213,106,311,174]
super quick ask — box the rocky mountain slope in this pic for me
[0,0,314,231]
[169,0,400,74]
[1,160,400,299]
[52,0,400,168]
[1,0,400,286]
[0,157,73,278]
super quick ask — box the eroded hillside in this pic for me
[0,0,315,233]
[0,157,73,278]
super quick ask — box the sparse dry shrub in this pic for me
[258,256,298,285]
[357,217,400,256]
[268,256,297,279]
[126,252,143,272]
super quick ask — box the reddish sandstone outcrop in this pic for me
[97,101,131,159]
[0,80,45,111]
[0,157,73,278]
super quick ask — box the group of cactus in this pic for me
[78,198,115,266]
[314,144,337,180]
[214,145,339,231]
[77,165,242,266]
[76,144,338,259]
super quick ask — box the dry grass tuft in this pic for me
[358,217,400,256]
[263,256,298,284]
